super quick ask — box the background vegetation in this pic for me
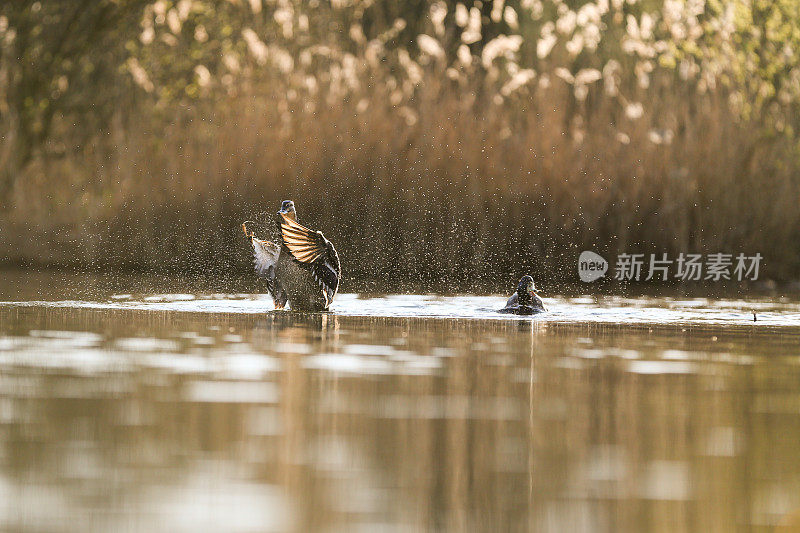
[1,0,799,291]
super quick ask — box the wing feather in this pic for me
[251,237,280,276]
[243,222,287,309]
[278,213,328,264]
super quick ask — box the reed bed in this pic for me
[1,0,799,290]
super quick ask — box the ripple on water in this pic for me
[2,294,800,326]
[186,380,279,403]
[627,360,697,375]
[115,338,181,352]
[302,352,441,376]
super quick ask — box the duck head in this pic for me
[278,200,297,221]
[517,275,537,305]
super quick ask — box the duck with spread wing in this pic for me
[243,200,341,311]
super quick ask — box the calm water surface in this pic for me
[1,271,800,532]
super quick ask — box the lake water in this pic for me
[1,271,800,532]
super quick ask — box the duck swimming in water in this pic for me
[243,200,341,311]
[499,275,546,315]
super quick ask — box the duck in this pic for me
[243,200,341,311]
[499,275,546,315]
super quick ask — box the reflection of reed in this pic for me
[2,310,800,531]
[278,324,311,531]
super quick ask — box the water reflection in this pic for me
[1,306,800,531]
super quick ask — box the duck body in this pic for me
[244,200,341,312]
[499,275,546,315]
[273,253,328,311]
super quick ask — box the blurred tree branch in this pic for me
[0,0,148,202]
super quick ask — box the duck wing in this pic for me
[278,213,328,263]
[278,213,341,303]
[504,292,519,309]
[243,222,288,309]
